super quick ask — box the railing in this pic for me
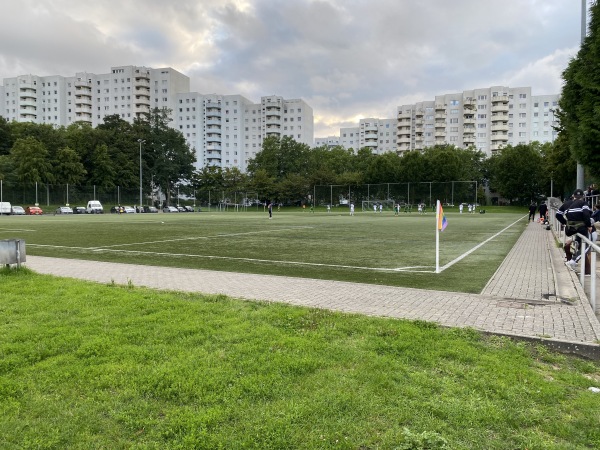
[550,206,598,313]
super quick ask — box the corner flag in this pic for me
[435,200,447,273]
[437,202,448,231]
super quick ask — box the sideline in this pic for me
[438,216,525,273]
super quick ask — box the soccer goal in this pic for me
[361,199,396,212]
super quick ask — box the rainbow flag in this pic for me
[438,203,448,231]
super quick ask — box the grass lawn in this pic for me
[0,268,599,449]
[0,207,526,293]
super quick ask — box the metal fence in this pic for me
[550,205,598,313]
[313,181,478,209]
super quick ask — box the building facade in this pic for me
[329,86,559,157]
[339,118,397,154]
[1,66,314,172]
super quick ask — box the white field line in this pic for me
[28,243,428,272]
[437,216,524,273]
[91,226,314,249]
[26,219,522,274]
[0,228,37,232]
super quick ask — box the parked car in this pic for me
[163,206,178,213]
[122,206,136,214]
[26,206,43,215]
[55,206,73,215]
[86,200,103,214]
[110,206,125,214]
[11,206,25,215]
[0,202,12,215]
[177,206,186,212]
[143,206,158,213]
[136,206,144,213]
[183,205,195,212]
[72,206,86,214]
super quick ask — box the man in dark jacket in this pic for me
[556,189,593,271]
[528,202,537,222]
[539,201,548,223]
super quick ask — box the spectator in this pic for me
[556,189,593,272]
[528,202,537,222]
[539,201,548,223]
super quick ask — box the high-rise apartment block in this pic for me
[331,86,559,157]
[338,118,398,155]
[0,65,314,171]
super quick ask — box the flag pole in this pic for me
[435,199,440,273]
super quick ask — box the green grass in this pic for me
[1,268,599,449]
[0,208,526,293]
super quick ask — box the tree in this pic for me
[559,0,600,175]
[487,144,543,204]
[10,137,54,185]
[53,146,87,185]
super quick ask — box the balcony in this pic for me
[398,142,411,151]
[491,124,509,132]
[435,112,447,120]
[463,99,476,109]
[435,130,446,138]
[491,113,509,122]
[19,89,37,99]
[463,135,475,144]
[206,144,221,151]
[435,103,445,111]
[206,110,221,119]
[415,109,424,118]
[206,134,222,143]
[491,104,509,113]
[491,95,509,103]
[491,133,509,142]
[206,119,221,126]
[463,117,475,125]
[398,136,411,144]
[397,111,412,120]
[365,141,378,147]
[19,98,37,107]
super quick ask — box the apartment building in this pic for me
[339,118,397,154]
[314,136,340,148]
[1,66,189,127]
[175,94,313,170]
[1,66,314,172]
[396,86,559,156]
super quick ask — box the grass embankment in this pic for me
[1,268,599,449]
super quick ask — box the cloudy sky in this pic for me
[0,0,585,137]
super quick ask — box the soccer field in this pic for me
[0,209,526,292]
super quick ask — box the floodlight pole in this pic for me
[577,0,587,190]
[138,139,145,209]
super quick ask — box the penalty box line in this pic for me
[437,216,524,273]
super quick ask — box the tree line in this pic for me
[0,108,580,206]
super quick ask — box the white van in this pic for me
[0,202,12,215]
[86,200,103,214]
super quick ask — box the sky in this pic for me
[0,0,586,138]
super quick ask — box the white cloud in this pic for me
[0,0,584,138]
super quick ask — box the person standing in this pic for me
[268,201,273,219]
[350,203,355,216]
[539,201,548,222]
[556,189,593,271]
[528,202,537,222]
[459,203,463,214]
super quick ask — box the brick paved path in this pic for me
[24,220,600,346]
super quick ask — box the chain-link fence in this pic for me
[313,181,478,210]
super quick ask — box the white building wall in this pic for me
[1,66,314,173]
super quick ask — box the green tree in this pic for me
[487,143,543,204]
[10,137,54,185]
[559,0,600,175]
[53,146,87,185]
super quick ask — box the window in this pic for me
[519,93,527,98]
